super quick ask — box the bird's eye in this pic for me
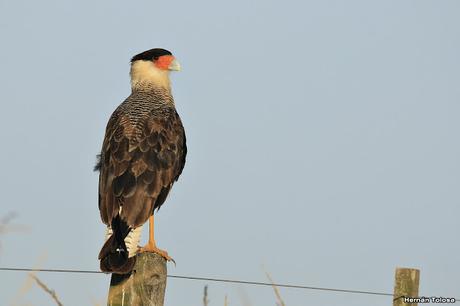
[153,56,159,61]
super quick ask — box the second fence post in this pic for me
[393,267,420,306]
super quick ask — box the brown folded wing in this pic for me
[98,108,186,227]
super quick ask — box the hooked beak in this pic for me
[168,58,181,71]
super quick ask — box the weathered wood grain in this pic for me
[107,253,167,306]
[393,267,420,306]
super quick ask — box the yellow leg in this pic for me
[149,214,155,246]
[139,215,174,262]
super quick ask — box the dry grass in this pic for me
[203,285,210,306]
[265,272,286,306]
[0,212,29,255]
[0,212,30,235]
[202,270,287,306]
[2,214,287,306]
[1,215,61,306]
[0,212,18,230]
[29,274,64,306]
[8,253,48,306]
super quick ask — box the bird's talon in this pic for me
[139,243,174,263]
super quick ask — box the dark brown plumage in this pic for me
[98,101,186,225]
[96,48,186,274]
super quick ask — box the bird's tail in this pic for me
[98,215,142,274]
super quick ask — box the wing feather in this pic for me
[98,108,186,227]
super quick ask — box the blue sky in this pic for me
[0,0,459,305]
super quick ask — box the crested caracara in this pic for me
[95,48,187,274]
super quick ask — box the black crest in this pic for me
[131,48,172,63]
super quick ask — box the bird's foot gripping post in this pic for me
[139,214,176,264]
[107,252,167,306]
[139,242,175,264]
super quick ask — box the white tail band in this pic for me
[104,225,143,258]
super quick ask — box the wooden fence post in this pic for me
[107,252,167,306]
[393,267,420,306]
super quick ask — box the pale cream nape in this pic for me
[130,60,171,90]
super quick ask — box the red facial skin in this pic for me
[155,55,175,70]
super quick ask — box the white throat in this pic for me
[130,61,171,90]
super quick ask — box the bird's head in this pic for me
[130,48,181,90]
